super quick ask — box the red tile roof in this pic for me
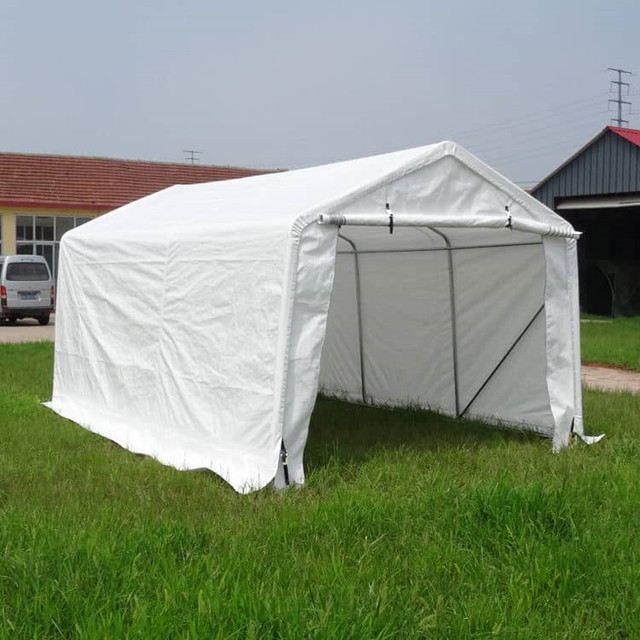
[607,125,640,147]
[0,153,276,211]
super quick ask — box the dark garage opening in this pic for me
[560,206,640,316]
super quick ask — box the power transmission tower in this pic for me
[608,68,632,127]
[183,150,202,165]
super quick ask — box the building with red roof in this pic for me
[531,126,640,316]
[0,153,275,276]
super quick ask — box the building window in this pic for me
[35,216,54,241]
[55,217,74,240]
[16,215,34,241]
[15,215,92,278]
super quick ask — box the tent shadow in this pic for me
[303,395,543,474]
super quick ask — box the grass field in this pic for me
[1,342,639,639]
[581,315,640,371]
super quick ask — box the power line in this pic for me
[482,135,587,165]
[459,99,607,141]
[454,72,634,182]
[468,109,608,145]
[465,112,609,159]
[477,120,608,167]
[452,100,608,158]
[451,91,608,142]
[488,139,588,169]
[608,68,632,127]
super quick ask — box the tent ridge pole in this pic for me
[459,304,545,418]
[426,227,461,417]
[338,234,367,403]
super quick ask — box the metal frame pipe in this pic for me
[338,234,367,403]
[424,227,461,418]
[318,212,580,239]
[336,241,542,256]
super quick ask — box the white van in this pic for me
[0,255,55,325]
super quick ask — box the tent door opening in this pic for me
[317,222,551,431]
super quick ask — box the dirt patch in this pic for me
[583,361,634,371]
[582,364,640,395]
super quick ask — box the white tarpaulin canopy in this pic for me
[46,142,586,493]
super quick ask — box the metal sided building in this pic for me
[531,126,640,316]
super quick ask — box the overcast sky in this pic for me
[0,0,637,185]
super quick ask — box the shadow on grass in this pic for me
[304,395,543,474]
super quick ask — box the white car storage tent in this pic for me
[46,142,586,493]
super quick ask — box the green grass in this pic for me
[581,315,640,370]
[1,343,639,639]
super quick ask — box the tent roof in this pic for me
[74,141,573,242]
[0,151,273,211]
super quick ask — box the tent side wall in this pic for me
[47,219,294,493]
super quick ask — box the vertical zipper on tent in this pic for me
[280,440,290,486]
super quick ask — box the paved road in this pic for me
[0,315,55,343]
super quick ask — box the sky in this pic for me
[0,0,638,186]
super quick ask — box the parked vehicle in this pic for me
[0,255,54,325]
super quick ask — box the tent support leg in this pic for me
[459,304,545,418]
[339,234,367,403]
[426,228,461,417]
